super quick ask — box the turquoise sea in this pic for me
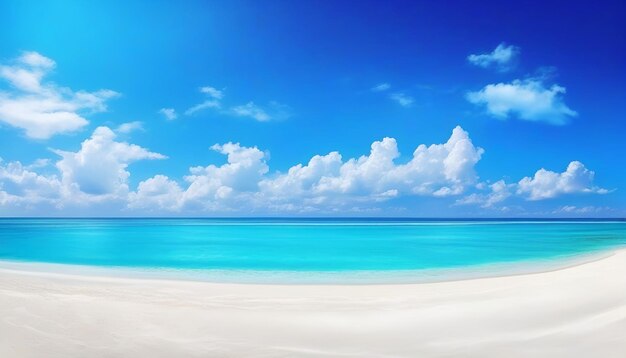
[1,218,625,283]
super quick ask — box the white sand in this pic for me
[1,251,625,358]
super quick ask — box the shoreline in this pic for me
[1,249,625,356]
[0,247,619,285]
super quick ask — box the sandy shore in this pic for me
[1,251,625,357]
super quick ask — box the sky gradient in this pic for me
[0,0,624,217]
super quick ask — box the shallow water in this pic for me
[1,218,625,283]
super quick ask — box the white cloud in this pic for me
[180,142,269,210]
[371,83,391,92]
[1,127,167,211]
[182,86,288,121]
[0,51,119,139]
[184,86,223,115]
[0,159,62,206]
[517,161,607,200]
[230,102,271,121]
[1,125,612,214]
[468,43,520,72]
[184,100,220,115]
[124,126,485,213]
[128,175,184,211]
[466,78,577,125]
[456,180,511,208]
[159,108,177,120]
[25,158,51,170]
[116,121,143,134]
[200,86,223,99]
[389,92,414,107]
[457,161,608,208]
[259,126,484,209]
[53,126,166,198]
[553,205,613,215]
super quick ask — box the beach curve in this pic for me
[1,249,625,357]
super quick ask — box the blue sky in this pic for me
[0,0,624,217]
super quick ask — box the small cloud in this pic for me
[200,86,223,100]
[466,78,577,125]
[159,108,178,120]
[371,83,391,92]
[185,100,220,116]
[184,85,224,116]
[182,86,289,122]
[389,92,414,107]
[230,102,270,121]
[116,121,144,134]
[267,101,293,121]
[468,43,520,72]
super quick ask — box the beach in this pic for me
[1,250,625,357]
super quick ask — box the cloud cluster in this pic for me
[0,124,609,214]
[129,126,485,212]
[457,161,608,208]
[0,126,166,212]
[0,50,610,215]
[0,159,62,206]
[0,51,118,138]
[467,43,520,72]
[261,126,484,209]
[466,43,578,125]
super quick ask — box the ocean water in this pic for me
[0,218,625,283]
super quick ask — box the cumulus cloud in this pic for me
[159,108,177,120]
[1,127,166,212]
[466,78,577,125]
[389,92,414,107]
[458,161,607,208]
[0,125,611,214]
[467,43,520,72]
[182,142,269,207]
[517,161,608,200]
[53,126,166,198]
[123,126,484,213]
[259,126,484,209]
[0,159,62,206]
[0,51,119,139]
[128,175,184,211]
